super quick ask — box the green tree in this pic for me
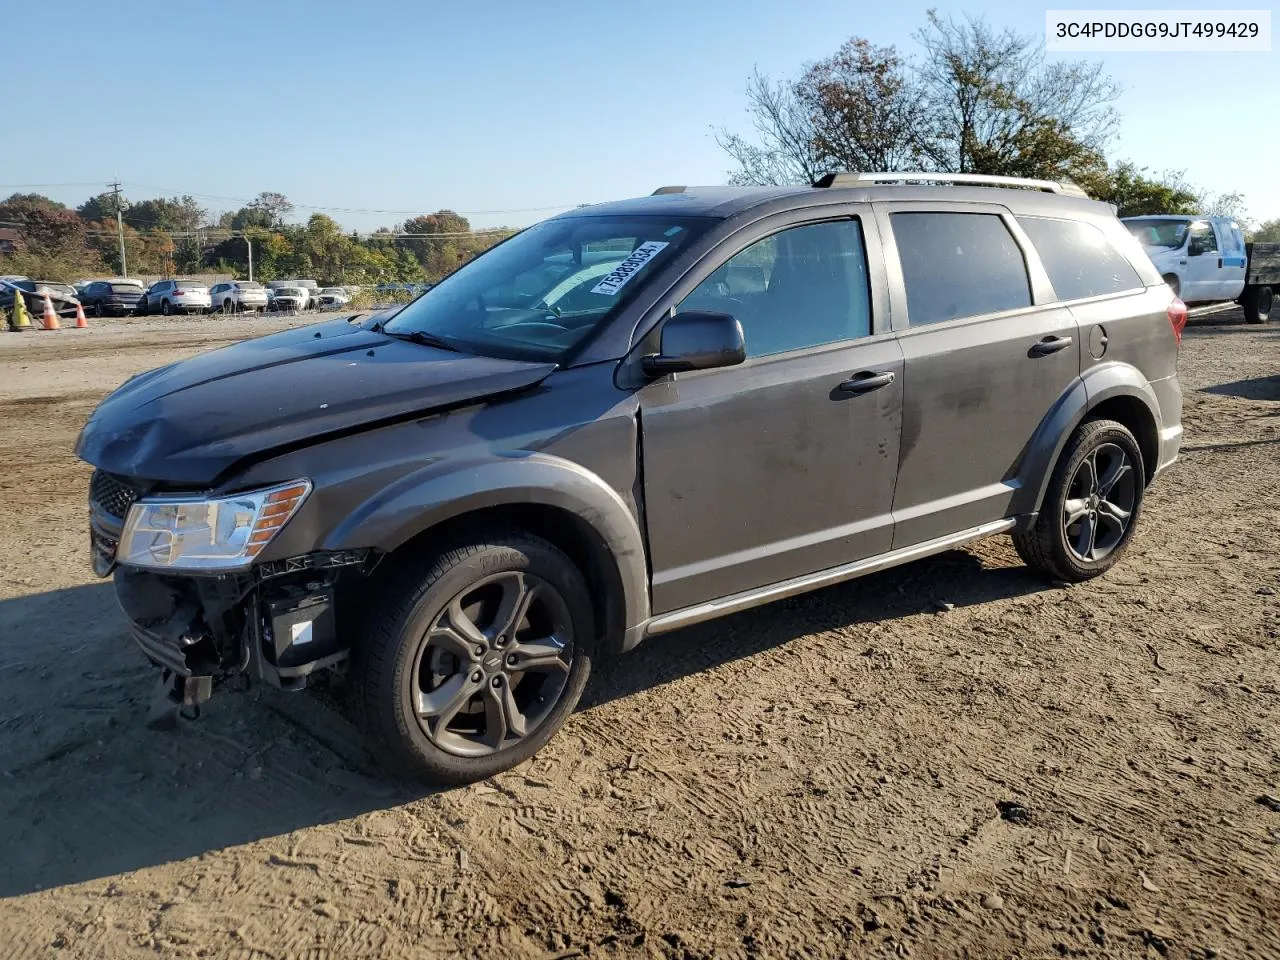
[127,195,208,233]
[248,191,293,227]
[300,213,354,282]
[403,210,476,280]
[77,192,125,222]
[1078,162,1200,217]
[1249,219,1280,243]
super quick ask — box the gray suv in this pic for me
[77,172,1185,783]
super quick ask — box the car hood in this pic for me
[76,318,557,485]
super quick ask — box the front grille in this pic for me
[90,470,142,520]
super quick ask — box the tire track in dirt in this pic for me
[1,316,1279,958]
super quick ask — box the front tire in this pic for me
[352,530,595,784]
[1242,285,1272,324]
[1014,419,1145,582]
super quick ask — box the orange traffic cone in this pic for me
[41,292,60,330]
[74,301,88,328]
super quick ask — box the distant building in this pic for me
[0,228,24,254]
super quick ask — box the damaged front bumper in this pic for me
[112,551,372,709]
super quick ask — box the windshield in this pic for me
[1124,219,1189,249]
[41,283,77,298]
[383,215,710,362]
[320,288,344,295]
[277,287,304,296]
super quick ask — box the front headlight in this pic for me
[117,480,312,572]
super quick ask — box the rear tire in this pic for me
[1163,274,1180,299]
[1014,419,1145,583]
[160,299,172,316]
[1242,285,1272,324]
[351,529,595,785]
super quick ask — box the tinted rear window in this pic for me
[110,283,142,293]
[1018,217,1142,301]
[891,213,1031,326]
[236,281,263,290]
[175,281,205,291]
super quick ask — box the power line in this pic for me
[0,182,109,189]
[122,182,580,218]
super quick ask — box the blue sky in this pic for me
[2,0,1274,230]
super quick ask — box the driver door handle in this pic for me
[836,371,896,394]
[1029,335,1073,357]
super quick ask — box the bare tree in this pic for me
[715,69,826,186]
[913,11,1119,176]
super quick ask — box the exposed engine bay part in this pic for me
[113,551,372,714]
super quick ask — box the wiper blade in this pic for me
[384,329,464,353]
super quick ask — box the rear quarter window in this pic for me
[891,212,1032,326]
[1018,216,1143,301]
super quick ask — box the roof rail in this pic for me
[651,185,687,195]
[813,171,1091,199]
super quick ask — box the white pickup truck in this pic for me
[1122,215,1277,323]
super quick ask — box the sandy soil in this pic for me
[1,311,1277,959]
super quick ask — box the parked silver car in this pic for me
[209,281,268,313]
[138,279,211,316]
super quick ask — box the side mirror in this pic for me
[642,310,746,377]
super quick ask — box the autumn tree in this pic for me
[0,195,88,261]
[912,11,1118,178]
[402,210,480,280]
[719,11,1120,187]
[798,39,925,174]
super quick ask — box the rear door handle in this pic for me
[836,371,896,394]
[1029,335,1073,357]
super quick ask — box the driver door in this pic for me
[1183,220,1220,300]
[638,214,904,614]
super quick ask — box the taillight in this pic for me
[173,290,184,296]
[1167,297,1187,346]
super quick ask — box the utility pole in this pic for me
[246,235,253,282]
[109,179,127,277]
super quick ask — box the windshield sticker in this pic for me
[590,241,670,296]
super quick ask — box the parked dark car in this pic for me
[78,280,145,317]
[0,279,81,319]
[77,172,1184,784]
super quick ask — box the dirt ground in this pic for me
[1,310,1277,960]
